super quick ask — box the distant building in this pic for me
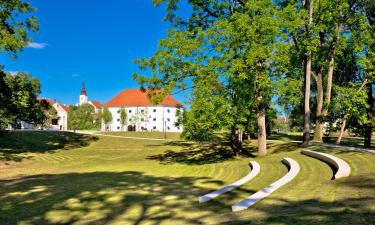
[103,89,183,132]
[40,98,69,131]
[12,98,69,130]
[78,82,102,112]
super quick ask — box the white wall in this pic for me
[106,106,183,132]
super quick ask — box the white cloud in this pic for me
[27,42,48,49]
[7,71,18,76]
[72,73,80,78]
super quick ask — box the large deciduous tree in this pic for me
[134,0,284,156]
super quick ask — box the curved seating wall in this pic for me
[232,157,300,212]
[301,149,350,179]
[198,161,260,203]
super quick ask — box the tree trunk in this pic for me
[364,83,373,148]
[302,0,314,146]
[314,69,324,142]
[230,126,242,156]
[336,79,368,145]
[257,108,267,156]
[336,118,346,144]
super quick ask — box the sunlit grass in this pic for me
[0,131,374,224]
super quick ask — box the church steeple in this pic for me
[79,82,88,105]
[81,82,87,96]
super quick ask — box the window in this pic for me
[129,110,132,113]
[167,109,170,113]
[141,118,144,122]
[141,109,144,113]
[117,110,120,113]
[129,118,132,122]
[153,109,156,112]
[117,126,120,130]
[153,118,156,121]
[153,126,156,129]
[167,118,170,122]
[117,119,120,122]
[167,126,170,130]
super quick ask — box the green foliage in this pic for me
[38,99,58,129]
[0,71,45,129]
[134,0,285,151]
[0,0,39,59]
[119,107,127,130]
[68,104,97,130]
[101,107,113,129]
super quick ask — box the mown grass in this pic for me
[0,131,374,225]
[98,131,182,140]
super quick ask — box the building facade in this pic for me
[104,89,183,132]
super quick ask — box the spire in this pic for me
[81,82,87,96]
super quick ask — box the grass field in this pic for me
[0,131,374,225]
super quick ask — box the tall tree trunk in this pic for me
[364,83,373,148]
[336,118,346,144]
[230,125,242,156]
[315,23,340,142]
[314,69,324,142]
[302,0,314,146]
[257,108,267,156]
[256,59,267,156]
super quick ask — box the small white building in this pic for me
[78,82,102,112]
[40,98,69,131]
[103,89,183,132]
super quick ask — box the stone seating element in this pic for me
[198,161,260,203]
[301,149,351,179]
[232,157,300,212]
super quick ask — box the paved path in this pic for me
[71,131,174,141]
[290,140,375,154]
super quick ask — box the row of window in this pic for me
[116,109,172,114]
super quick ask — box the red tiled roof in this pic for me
[60,105,70,112]
[104,89,182,107]
[91,100,102,108]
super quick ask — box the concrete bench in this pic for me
[301,149,351,179]
[232,157,300,212]
[198,161,260,203]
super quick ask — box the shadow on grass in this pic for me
[0,131,98,162]
[0,171,233,225]
[146,141,257,165]
[1,172,374,225]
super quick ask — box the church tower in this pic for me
[79,82,88,105]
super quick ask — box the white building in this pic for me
[40,98,69,131]
[79,82,102,112]
[103,89,183,132]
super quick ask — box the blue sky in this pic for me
[0,0,189,105]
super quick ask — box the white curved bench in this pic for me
[232,157,300,212]
[301,149,350,179]
[198,161,260,203]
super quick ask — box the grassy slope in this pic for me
[0,131,374,225]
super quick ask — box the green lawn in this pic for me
[0,131,374,225]
[98,131,182,140]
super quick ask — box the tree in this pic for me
[0,0,39,129]
[68,104,96,130]
[0,0,39,59]
[119,107,127,131]
[102,107,113,131]
[134,0,285,156]
[0,72,44,129]
[38,99,58,129]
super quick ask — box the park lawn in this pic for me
[98,131,182,140]
[0,131,374,225]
